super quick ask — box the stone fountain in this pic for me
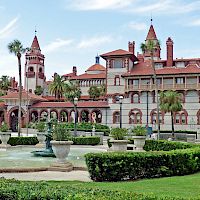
[31,121,55,157]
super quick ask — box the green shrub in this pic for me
[132,126,147,136]
[0,177,184,200]
[6,137,39,146]
[0,123,9,132]
[85,147,200,182]
[143,140,195,151]
[72,136,100,145]
[36,121,46,132]
[110,128,127,140]
[52,123,71,141]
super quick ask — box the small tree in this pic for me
[88,85,101,100]
[160,91,182,138]
[34,85,43,95]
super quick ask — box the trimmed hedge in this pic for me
[6,137,38,146]
[0,178,188,200]
[144,140,196,151]
[85,147,200,182]
[72,136,100,145]
[0,136,100,146]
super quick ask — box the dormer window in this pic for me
[114,59,123,68]
[176,62,185,68]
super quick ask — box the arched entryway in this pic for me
[80,110,90,122]
[40,110,48,122]
[91,109,102,123]
[9,107,25,132]
[0,110,5,126]
[60,110,68,122]
[30,110,39,122]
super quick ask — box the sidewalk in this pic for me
[0,170,91,182]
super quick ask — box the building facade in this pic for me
[0,24,200,132]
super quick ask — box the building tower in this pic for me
[24,34,45,93]
[144,21,161,60]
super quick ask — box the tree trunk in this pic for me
[171,111,175,139]
[151,53,160,139]
[17,53,22,137]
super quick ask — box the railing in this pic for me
[125,83,200,91]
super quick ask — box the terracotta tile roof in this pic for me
[146,25,157,40]
[70,73,106,80]
[62,72,76,77]
[0,91,47,101]
[122,61,200,77]
[86,64,105,72]
[31,36,40,50]
[31,101,109,108]
[101,49,133,57]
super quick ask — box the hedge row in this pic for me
[72,136,100,145]
[0,178,188,200]
[0,136,100,146]
[85,147,200,182]
[143,140,196,151]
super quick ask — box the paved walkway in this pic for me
[0,170,91,182]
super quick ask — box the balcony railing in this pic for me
[125,83,200,91]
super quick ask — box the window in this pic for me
[151,109,163,124]
[175,114,180,124]
[133,94,139,103]
[114,76,120,86]
[129,109,142,124]
[133,79,139,86]
[39,67,43,73]
[113,111,120,124]
[114,59,123,68]
[176,77,185,84]
[174,110,188,125]
[28,67,34,72]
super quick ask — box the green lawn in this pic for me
[48,172,200,199]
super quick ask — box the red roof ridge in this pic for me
[146,25,157,40]
[31,36,40,50]
[101,49,133,57]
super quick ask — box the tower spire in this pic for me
[35,26,37,36]
[151,13,153,25]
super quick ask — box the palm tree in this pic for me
[160,91,182,138]
[0,75,10,94]
[48,73,65,101]
[140,40,161,139]
[88,85,101,100]
[8,40,27,137]
[64,81,81,103]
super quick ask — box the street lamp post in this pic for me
[119,96,123,128]
[74,97,78,137]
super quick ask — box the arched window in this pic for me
[114,76,120,86]
[132,93,139,103]
[28,67,34,72]
[113,111,120,124]
[174,110,188,125]
[39,67,43,73]
[129,109,142,124]
[150,109,164,124]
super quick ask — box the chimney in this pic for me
[128,41,135,55]
[73,66,77,76]
[166,37,173,67]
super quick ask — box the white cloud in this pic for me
[187,19,200,26]
[77,35,112,49]
[0,16,19,39]
[127,21,147,31]
[67,0,200,16]
[67,0,134,10]
[43,38,73,53]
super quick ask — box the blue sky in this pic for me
[0,0,200,84]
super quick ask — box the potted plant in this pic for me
[109,127,128,151]
[131,126,147,151]
[50,123,73,171]
[0,123,11,147]
[35,121,46,147]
